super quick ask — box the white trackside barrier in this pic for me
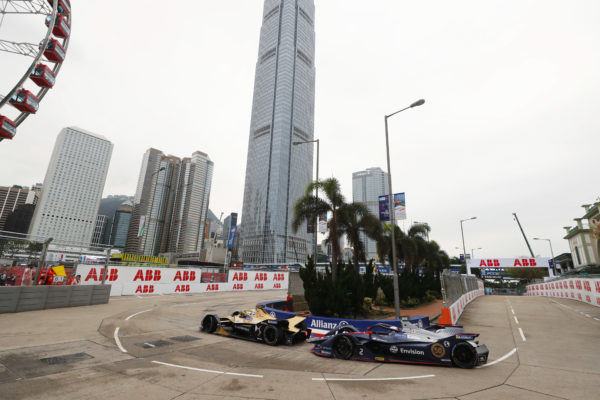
[75,265,288,297]
[439,281,485,325]
[526,277,600,307]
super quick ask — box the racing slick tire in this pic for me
[263,324,281,346]
[451,342,477,369]
[201,314,219,333]
[332,335,354,360]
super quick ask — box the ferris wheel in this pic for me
[0,0,71,142]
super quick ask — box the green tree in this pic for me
[338,203,381,272]
[507,267,547,283]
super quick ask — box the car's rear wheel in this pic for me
[452,342,477,369]
[263,324,281,346]
[332,336,354,360]
[201,315,218,333]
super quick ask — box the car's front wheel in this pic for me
[452,342,477,368]
[201,315,219,333]
[332,336,354,360]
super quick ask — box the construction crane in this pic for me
[512,212,535,258]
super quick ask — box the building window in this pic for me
[261,47,277,63]
[298,7,313,26]
[297,50,313,67]
[575,246,581,265]
[263,5,279,22]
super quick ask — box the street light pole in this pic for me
[533,238,556,276]
[293,139,319,263]
[385,99,425,320]
[460,217,477,274]
[471,247,482,258]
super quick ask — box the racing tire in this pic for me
[332,336,354,360]
[262,324,281,346]
[231,311,241,317]
[201,315,219,333]
[451,342,477,369]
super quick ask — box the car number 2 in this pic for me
[358,347,364,356]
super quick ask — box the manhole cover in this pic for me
[135,340,173,349]
[170,335,200,342]
[40,353,93,365]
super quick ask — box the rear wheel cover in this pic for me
[452,342,477,368]
[332,336,354,359]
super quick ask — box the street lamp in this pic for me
[385,98,425,320]
[293,138,319,263]
[471,247,482,258]
[460,217,477,274]
[533,238,557,276]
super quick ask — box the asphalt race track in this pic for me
[1,291,599,399]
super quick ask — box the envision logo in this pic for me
[400,348,425,356]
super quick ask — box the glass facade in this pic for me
[240,0,316,264]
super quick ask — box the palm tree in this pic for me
[292,178,347,282]
[338,203,381,273]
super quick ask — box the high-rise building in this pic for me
[91,215,109,245]
[28,127,113,244]
[109,200,132,251]
[25,183,43,205]
[125,148,213,256]
[352,167,389,262]
[239,0,316,264]
[0,185,29,230]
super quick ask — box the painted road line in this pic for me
[511,308,515,315]
[151,361,263,378]
[514,316,519,324]
[594,317,600,322]
[125,308,153,321]
[312,374,435,382]
[585,314,591,318]
[477,348,517,369]
[114,328,127,353]
[144,342,156,348]
[518,328,527,342]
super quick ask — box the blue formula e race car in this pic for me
[309,321,489,369]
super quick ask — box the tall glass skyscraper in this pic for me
[240,0,316,264]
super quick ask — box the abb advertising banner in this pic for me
[439,281,485,325]
[526,278,600,308]
[467,258,553,277]
[75,265,288,297]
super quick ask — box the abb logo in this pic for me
[576,281,583,290]
[479,259,500,267]
[255,283,264,289]
[84,267,118,282]
[232,272,248,281]
[134,269,161,282]
[273,283,281,289]
[174,284,190,293]
[135,285,154,294]
[595,281,600,294]
[174,271,196,282]
[584,281,592,292]
[255,273,268,281]
[273,273,285,281]
[233,283,244,290]
[585,295,591,303]
[513,259,537,266]
[206,283,219,291]
[569,281,575,289]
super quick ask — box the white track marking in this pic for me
[511,308,515,315]
[594,317,600,322]
[518,328,527,342]
[125,309,153,321]
[151,361,263,378]
[514,316,519,324]
[312,374,435,382]
[144,342,156,348]
[476,348,517,368]
[114,328,127,353]
[585,314,591,318]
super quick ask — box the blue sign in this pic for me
[227,226,237,248]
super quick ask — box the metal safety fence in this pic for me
[440,269,481,307]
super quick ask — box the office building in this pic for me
[28,127,113,244]
[25,183,43,205]
[352,167,389,262]
[109,200,132,251]
[91,215,109,245]
[0,185,29,230]
[125,148,214,256]
[239,0,316,264]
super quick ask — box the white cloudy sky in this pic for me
[1,0,598,259]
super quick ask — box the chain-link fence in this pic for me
[440,269,481,306]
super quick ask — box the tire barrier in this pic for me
[74,265,288,296]
[525,277,600,307]
[439,272,485,325]
[257,300,431,337]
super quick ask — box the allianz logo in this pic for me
[310,319,347,329]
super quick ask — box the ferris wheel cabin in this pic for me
[41,39,66,63]
[30,64,56,88]
[0,116,17,140]
[47,0,71,16]
[9,90,40,113]
[45,15,70,39]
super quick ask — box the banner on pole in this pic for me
[378,195,389,222]
[137,215,146,237]
[227,226,237,248]
[378,193,406,221]
[318,213,328,233]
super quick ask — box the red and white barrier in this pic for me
[526,278,600,307]
[439,281,485,325]
[75,265,288,297]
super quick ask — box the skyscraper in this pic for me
[91,215,109,245]
[240,0,316,264]
[28,127,113,244]
[109,200,132,251]
[125,148,214,256]
[0,185,29,230]
[352,167,390,262]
